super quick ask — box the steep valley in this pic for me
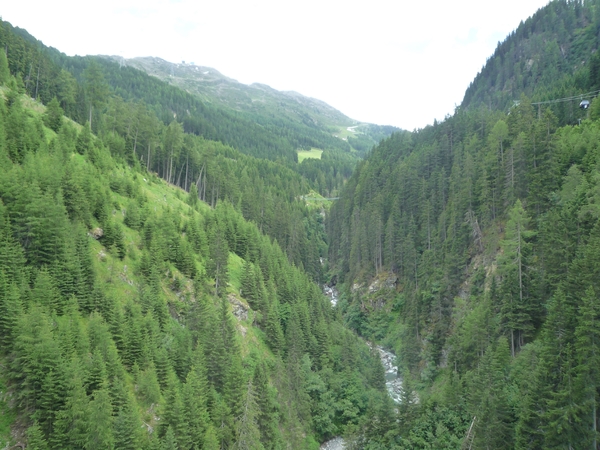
[4,0,600,448]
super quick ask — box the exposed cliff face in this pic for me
[102,55,400,157]
[228,293,249,322]
[349,272,398,313]
[367,274,398,294]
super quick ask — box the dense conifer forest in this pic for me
[7,0,600,448]
[327,0,600,447]
[0,19,390,450]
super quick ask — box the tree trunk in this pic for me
[25,62,33,92]
[215,261,220,297]
[133,128,138,159]
[511,329,515,358]
[176,163,185,188]
[35,65,40,100]
[185,153,189,192]
[196,164,204,200]
[593,401,597,450]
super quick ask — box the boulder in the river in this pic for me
[320,437,345,450]
[323,286,339,306]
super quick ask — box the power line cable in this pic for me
[531,89,600,105]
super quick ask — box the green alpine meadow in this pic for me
[5,0,600,448]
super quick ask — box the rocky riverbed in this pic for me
[320,286,403,449]
[320,436,345,450]
[323,285,339,306]
[376,346,403,404]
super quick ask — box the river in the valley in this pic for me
[323,285,338,306]
[320,287,403,450]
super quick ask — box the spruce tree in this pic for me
[208,389,234,449]
[11,307,62,411]
[161,374,190,449]
[84,62,109,129]
[235,379,265,450]
[26,422,49,450]
[85,387,115,450]
[161,426,178,450]
[265,298,284,355]
[513,343,545,449]
[137,362,162,406]
[253,363,280,447]
[499,199,535,356]
[0,271,22,351]
[544,345,584,448]
[203,425,220,450]
[183,361,210,449]
[113,396,143,450]
[207,218,229,297]
[574,286,600,448]
[240,260,257,306]
[0,48,10,85]
[53,364,90,450]
[537,289,580,447]
[43,97,63,132]
[37,367,67,441]
[76,122,92,155]
[468,337,514,449]
[225,353,245,418]
[0,202,26,287]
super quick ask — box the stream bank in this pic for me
[320,287,403,450]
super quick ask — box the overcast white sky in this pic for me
[2,0,549,129]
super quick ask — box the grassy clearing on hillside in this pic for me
[333,124,368,142]
[228,252,244,293]
[297,148,323,162]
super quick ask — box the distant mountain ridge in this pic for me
[106,55,399,156]
[0,18,398,166]
[116,56,351,124]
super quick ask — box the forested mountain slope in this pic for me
[0,17,344,278]
[328,0,600,447]
[115,57,350,127]
[0,19,398,169]
[110,56,398,158]
[0,18,298,163]
[0,55,391,449]
[0,16,388,203]
[462,0,600,122]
